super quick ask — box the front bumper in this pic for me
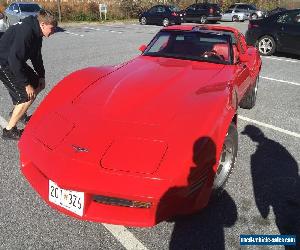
[19,131,212,227]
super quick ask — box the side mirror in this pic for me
[13,9,19,13]
[139,44,147,53]
[239,53,249,63]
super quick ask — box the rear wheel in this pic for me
[257,35,276,56]
[251,13,258,20]
[239,76,259,109]
[232,15,239,22]
[213,123,238,191]
[140,16,147,25]
[200,15,207,24]
[162,18,170,27]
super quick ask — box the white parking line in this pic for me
[261,76,300,86]
[84,27,100,31]
[83,27,123,34]
[239,115,300,138]
[264,57,299,63]
[65,31,84,37]
[102,224,148,250]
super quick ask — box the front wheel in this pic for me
[232,15,239,22]
[213,123,238,191]
[251,13,258,20]
[239,76,259,109]
[200,15,207,24]
[257,35,276,56]
[140,16,147,25]
[162,18,170,27]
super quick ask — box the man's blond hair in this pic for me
[37,9,58,27]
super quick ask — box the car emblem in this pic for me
[72,145,89,153]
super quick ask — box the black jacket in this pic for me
[0,15,45,87]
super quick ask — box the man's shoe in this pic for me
[1,127,23,140]
[9,111,31,125]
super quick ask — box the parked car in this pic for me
[228,3,265,20]
[19,24,261,227]
[4,2,41,27]
[221,9,248,22]
[183,3,222,24]
[139,5,183,27]
[246,9,300,56]
[265,7,287,17]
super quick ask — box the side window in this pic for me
[197,4,205,10]
[157,6,165,13]
[149,6,158,14]
[187,5,196,11]
[236,5,243,10]
[277,13,293,24]
[248,5,257,10]
[13,4,19,11]
[8,4,14,11]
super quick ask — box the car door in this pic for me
[146,6,159,24]
[234,33,251,97]
[276,10,300,55]
[184,4,197,22]
[156,6,168,24]
[222,10,233,21]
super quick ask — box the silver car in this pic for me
[0,12,8,33]
[228,3,265,20]
[4,2,41,27]
[221,9,248,22]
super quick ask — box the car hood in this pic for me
[73,56,226,125]
[30,56,229,175]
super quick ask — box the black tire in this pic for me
[213,123,238,192]
[200,15,207,24]
[239,76,259,109]
[251,13,258,20]
[140,16,147,25]
[232,15,239,22]
[162,18,170,27]
[256,35,276,56]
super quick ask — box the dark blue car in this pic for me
[246,9,300,56]
[139,5,183,27]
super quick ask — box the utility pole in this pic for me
[57,0,62,23]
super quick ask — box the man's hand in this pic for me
[26,85,36,100]
[39,78,46,91]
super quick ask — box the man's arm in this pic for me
[7,25,32,87]
[30,38,45,80]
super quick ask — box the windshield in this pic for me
[19,4,41,12]
[143,30,232,64]
[169,5,180,12]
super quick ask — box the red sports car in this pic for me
[19,25,261,227]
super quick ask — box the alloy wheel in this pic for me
[258,37,274,55]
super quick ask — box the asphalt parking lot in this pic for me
[0,21,299,250]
